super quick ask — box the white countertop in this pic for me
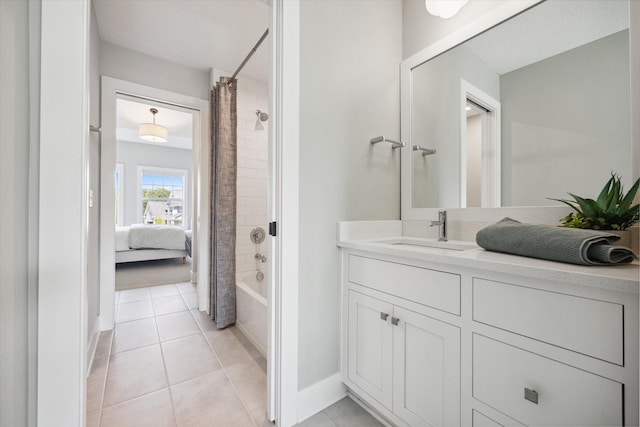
[337,221,640,294]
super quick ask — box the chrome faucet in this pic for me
[429,210,447,242]
[255,253,267,263]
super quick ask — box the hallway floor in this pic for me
[87,282,269,427]
[86,281,382,427]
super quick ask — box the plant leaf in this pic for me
[568,194,601,218]
[596,174,615,206]
[618,178,639,213]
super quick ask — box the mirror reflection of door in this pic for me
[460,80,501,209]
[465,100,487,208]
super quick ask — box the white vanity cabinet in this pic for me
[340,247,639,427]
[343,255,461,427]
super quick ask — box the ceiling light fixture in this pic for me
[425,0,469,19]
[139,108,168,143]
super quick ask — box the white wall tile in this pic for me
[235,77,269,276]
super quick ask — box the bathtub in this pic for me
[236,273,268,357]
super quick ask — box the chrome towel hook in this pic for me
[370,136,405,149]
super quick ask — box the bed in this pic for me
[115,224,192,264]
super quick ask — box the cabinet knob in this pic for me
[524,387,538,404]
[380,312,389,321]
[391,317,400,326]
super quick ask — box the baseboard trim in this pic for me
[86,319,101,376]
[297,373,347,423]
[235,322,267,358]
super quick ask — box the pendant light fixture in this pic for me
[139,108,168,143]
[425,0,468,19]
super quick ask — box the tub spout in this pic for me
[255,253,267,263]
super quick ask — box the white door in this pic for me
[392,306,460,427]
[347,290,393,410]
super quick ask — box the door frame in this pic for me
[459,79,501,208]
[99,77,210,329]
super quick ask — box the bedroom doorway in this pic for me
[113,95,196,292]
[100,77,210,329]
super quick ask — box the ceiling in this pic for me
[464,0,629,75]
[94,0,270,83]
[116,97,194,150]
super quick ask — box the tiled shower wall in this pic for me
[236,78,269,278]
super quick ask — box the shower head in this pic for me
[256,110,269,122]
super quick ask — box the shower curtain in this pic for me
[209,76,237,328]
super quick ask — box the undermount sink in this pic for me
[374,237,478,251]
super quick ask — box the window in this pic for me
[138,166,188,227]
[115,163,124,225]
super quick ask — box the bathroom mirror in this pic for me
[402,0,632,213]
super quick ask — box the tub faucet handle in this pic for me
[255,253,267,263]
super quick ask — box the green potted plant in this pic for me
[549,173,639,249]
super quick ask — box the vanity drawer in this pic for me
[348,255,460,315]
[472,410,504,427]
[472,278,623,364]
[473,334,622,427]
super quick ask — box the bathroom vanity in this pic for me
[338,221,639,427]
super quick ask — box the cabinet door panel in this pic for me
[393,306,460,427]
[348,290,393,409]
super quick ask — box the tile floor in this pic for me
[86,282,269,427]
[86,281,381,427]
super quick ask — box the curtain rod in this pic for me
[230,28,269,81]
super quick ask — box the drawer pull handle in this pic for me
[380,312,389,321]
[524,387,538,405]
[391,317,400,326]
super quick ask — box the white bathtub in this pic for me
[236,273,267,357]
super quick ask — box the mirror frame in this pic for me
[400,0,637,225]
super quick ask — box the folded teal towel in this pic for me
[476,218,637,266]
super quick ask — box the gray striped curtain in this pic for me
[209,77,237,328]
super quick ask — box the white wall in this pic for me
[116,140,193,227]
[298,0,402,390]
[235,78,270,278]
[501,30,631,206]
[0,1,40,425]
[411,45,499,208]
[100,41,210,100]
[403,0,508,60]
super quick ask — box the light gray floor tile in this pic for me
[181,292,198,310]
[225,359,266,386]
[100,388,176,427]
[205,329,254,367]
[118,288,151,304]
[152,295,188,316]
[234,375,268,427]
[86,362,106,413]
[112,317,159,354]
[176,282,196,295]
[190,309,218,332]
[171,370,254,427]
[156,311,200,342]
[149,284,180,299]
[86,410,100,427]
[295,412,336,427]
[322,397,383,427]
[117,299,154,323]
[103,344,167,407]
[161,334,221,385]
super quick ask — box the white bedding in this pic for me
[129,224,186,250]
[115,226,131,251]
